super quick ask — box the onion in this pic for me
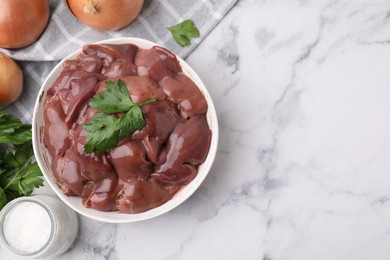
[0,0,49,49]
[67,0,144,31]
[0,53,23,106]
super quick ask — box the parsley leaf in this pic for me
[83,80,156,155]
[0,188,7,209]
[3,142,34,168]
[117,105,145,140]
[0,108,44,210]
[0,108,32,145]
[89,79,134,114]
[0,108,24,130]
[168,19,200,47]
[83,112,120,155]
[5,162,43,196]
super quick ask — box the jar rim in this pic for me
[0,196,57,258]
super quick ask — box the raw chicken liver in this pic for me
[44,43,212,213]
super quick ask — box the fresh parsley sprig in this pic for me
[83,79,156,155]
[168,19,200,47]
[0,107,44,210]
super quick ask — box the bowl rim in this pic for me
[32,37,219,223]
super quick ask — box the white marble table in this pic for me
[3,0,390,259]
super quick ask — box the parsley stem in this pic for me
[3,166,23,191]
[138,99,157,107]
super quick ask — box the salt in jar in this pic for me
[0,194,79,258]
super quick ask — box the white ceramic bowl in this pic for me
[32,37,219,223]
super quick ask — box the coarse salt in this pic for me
[2,201,51,254]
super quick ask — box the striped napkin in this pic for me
[2,0,237,121]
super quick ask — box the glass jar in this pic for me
[0,194,79,258]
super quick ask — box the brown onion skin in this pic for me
[0,53,23,106]
[0,0,49,49]
[67,0,144,31]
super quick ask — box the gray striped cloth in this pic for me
[3,0,237,121]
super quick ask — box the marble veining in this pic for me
[2,0,390,259]
[217,23,240,74]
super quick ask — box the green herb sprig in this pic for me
[83,79,155,155]
[168,19,200,47]
[0,108,44,210]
